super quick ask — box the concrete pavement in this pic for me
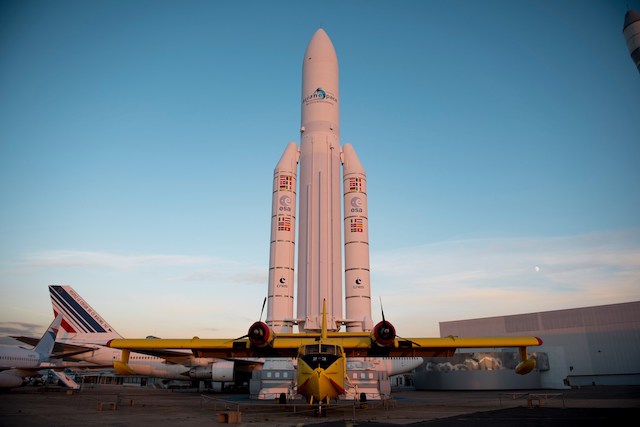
[0,384,638,426]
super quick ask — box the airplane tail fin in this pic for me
[49,285,123,344]
[33,313,63,360]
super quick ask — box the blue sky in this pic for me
[1,0,639,342]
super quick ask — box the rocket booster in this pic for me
[266,142,298,332]
[342,143,374,332]
[266,29,372,333]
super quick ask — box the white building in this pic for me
[414,301,640,390]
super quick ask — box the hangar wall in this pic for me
[416,301,640,389]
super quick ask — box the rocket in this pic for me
[623,9,640,73]
[266,29,373,333]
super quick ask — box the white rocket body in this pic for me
[342,144,374,332]
[266,142,298,332]
[267,29,372,333]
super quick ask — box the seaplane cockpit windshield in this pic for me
[301,344,340,355]
[299,343,342,370]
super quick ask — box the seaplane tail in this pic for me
[49,285,122,345]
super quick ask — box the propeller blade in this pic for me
[230,331,250,341]
[374,296,419,347]
[259,297,267,322]
[230,297,267,342]
[396,335,422,347]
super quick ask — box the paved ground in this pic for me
[0,384,638,426]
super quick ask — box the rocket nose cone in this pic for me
[312,28,329,40]
[304,28,337,62]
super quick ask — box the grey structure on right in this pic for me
[413,302,640,390]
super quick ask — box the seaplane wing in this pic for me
[328,334,542,358]
[107,336,313,359]
[107,303,543,373]
[107,334,542,359]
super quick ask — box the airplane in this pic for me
[0,313,63,389]
[108,300,542,412]
[12,285,247,385]
[46,284,247,384]
[11,285,419,390]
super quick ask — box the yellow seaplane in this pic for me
[108,300,542,410]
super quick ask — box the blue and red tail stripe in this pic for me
[53,308,78,333]
[50,285,107,333]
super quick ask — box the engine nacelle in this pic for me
[247,321,275,347]
[188,361,235,381]
[371,320,396,347]
[0,372,25,388]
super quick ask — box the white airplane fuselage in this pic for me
[0,347,47,388]
[0,314,62,389]
[63,344,194,380]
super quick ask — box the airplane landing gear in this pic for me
[314,397,329,417]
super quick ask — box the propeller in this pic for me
[232,297,273,347]
[372,298,396,346]
[371,297,421,348]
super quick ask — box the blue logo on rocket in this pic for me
[303,87,337,105]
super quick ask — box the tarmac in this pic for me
[0,384,638,427]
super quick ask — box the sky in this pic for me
[1,0,639,344]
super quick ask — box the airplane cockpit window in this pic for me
[321,344,336,355]
[303,344,320,355]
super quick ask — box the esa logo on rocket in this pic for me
[350,196,363,213]
[279,195,292,211]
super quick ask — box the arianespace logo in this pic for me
[303,87,338,106]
